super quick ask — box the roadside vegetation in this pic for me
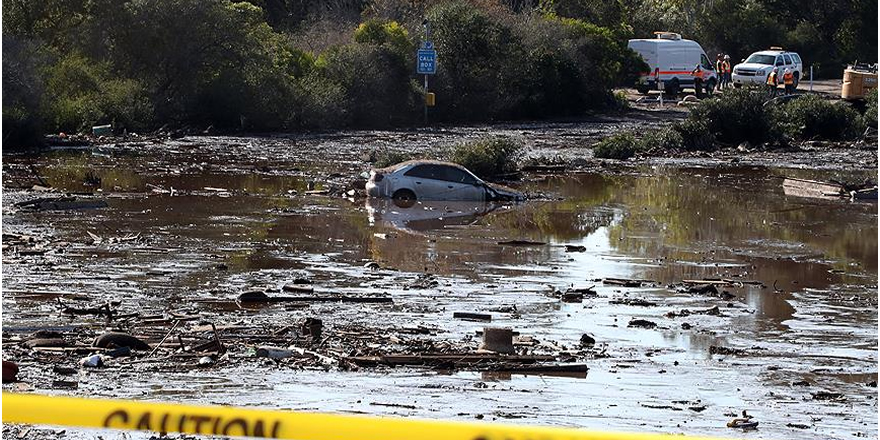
[594,88,872,159]
[450,137,521,179]
[4,0,874,150]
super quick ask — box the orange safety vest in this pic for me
[783,72,794,85]
[767,71,777,85]
[721,60,730,73]
[716,60,723,73]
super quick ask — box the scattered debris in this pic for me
[94,332,151,351]
[709,345,746,356]
[666,306,721,318]
[611,298,658,307]
[15,197,108,211]
[237,291,393,304]
[453,312,492,322]
[80,355,104,368]
[478,327,515,354]
[812,391,845,401]
[498,240,546,246]
[628,319,657,329]
[603,278,648,288]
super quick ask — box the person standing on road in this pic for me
[715,54,724,91]
[692,64,704,98]
[722,55,732,89]
[783,68,795,95]
[766,67,779,97]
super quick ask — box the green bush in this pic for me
[372,150,415,168]
[450,137,521,179]
[353,20,413,59]
[773,94,864,140]
[316,43,418,127]
[43,54,153,133]
[3,107,44,149]
[864,88,878,128]
[688,88,773,144]
[2,36,47,149]
[673,118,717,151]
[593,132,640,159]
[641,126,684,151]
[296,73,349,129]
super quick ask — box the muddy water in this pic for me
[2,143,877,440]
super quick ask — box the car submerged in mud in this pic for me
[366,160,524,203]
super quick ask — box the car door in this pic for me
[435,166,485,201]
[791,53,803,74]
[403,164,450,200]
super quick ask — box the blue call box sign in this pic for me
[417,48,436,75]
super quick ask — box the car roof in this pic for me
[751,50,798,56]
[374,159,475,175]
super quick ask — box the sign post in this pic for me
[417,20,436,125]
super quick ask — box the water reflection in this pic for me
[366,199,508,233]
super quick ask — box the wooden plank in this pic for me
[453,312,492,322]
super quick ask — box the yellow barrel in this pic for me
[425,92,436,107]
[842,66,878,100]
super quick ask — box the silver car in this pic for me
[365,160,523,203]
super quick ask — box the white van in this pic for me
[628,32,718,96]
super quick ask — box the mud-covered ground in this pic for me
[2,114,877,440]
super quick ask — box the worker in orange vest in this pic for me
[692,64,705,97]
[714,54,724,91]
[766,67,779,97]
[782,68,795,95]
[721,55,732,89]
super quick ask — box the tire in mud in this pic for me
[392,189,417,208]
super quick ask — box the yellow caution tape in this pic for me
[3,393,725,440]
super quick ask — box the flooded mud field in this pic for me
[2,128,877,440]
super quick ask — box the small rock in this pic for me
[681,322,692,330]
[238,291,269,302]
[580,334,596,346]
[3,361,19,383]
[688,284,718,295]
[565,245,586,253]
[727,419,758,430]
[255,346,301,359]
[198,356,214,366]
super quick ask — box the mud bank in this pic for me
[2,130,877,440]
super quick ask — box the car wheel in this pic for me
[792,72,800,89]
[705,79,716,96]
[665,78,680,96]
[392,189,417,208]
[636,85,649,94]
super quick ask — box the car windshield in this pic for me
[745,54,777,65]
